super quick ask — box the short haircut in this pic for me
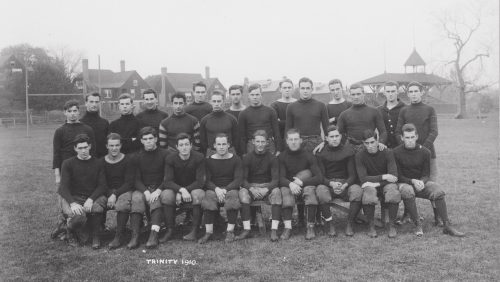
[384,81,399,88]
[139,126,157,138]
[248,83,261,93]
[192,81,207,91]
[286,128,301,138]
[85,92,100,102]
[211,90,224,99]
[362,129,377,141]
[175,133,192,145]
[279,78,294,88]
[252,129,268,140]
[171,92,186,102]
[214,133,230,145]
[118,93,133,103]
[64,100,80,111]
[298,77,313,88]
[407,81,423,92]
[402,123,418,134]
[73,134,90,146]
[328,79,343,88]
[326,125,339,134]
[142,88,157,98]
[106,132,122,142]
[349,83,364,92]
[228,84,243,94]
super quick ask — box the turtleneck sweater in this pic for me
[337,103,387,144]
[285,98,329,137]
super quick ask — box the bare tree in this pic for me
[49,45,85,81]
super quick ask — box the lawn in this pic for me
[0,115,498,281]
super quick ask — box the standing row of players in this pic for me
[51,78,464,249]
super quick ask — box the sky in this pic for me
[2,0,499,88]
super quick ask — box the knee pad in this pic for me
[68,214,87,230]
[399,184,415,200]
[224,190,241,210]
[201,190,218,211]
[160,189,176,206]
[348,184,363,202]
[269,187,282,205]
[91,196,107,213]
[316,185,332,204]
[281,187,295,208]
[384,184,401,203]
[362,186,378,205]
[295,169,312,181]
[303,186,318,205]
[191,189,205,205]
[239,188,251,204]
[130,191,146,214]
[115,192,132,213]
[426,182,445,201]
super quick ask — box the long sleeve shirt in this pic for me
[242,151,279,189]
[80,111,109,158]
[133,147,170,192]
[392,144,431,184]
[205,155,242,191]
[395,102,438,158]
[355,149,397,186]
[270,100,290,141]
[165,151,205,192]
[158,113,201,150]
[285,98,329,137]
[316,143,357,186]
[109,114,143,154]
[278,148,322,187]
[337,103,387,145]
[377,101,406,149]
[327,101,352,125]
[238,105,282,153]
[58,157,107,203]
[52,122,96,169]
[185,101,213,121]
[136,108,169,136]
[200,111,238,154]
[102,155,135,197]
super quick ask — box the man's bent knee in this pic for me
[384,184,401,203]
[348,184,363,202]
[399,183,415,200]
[281,187,295,208]
[425,182,445,201]
[224,190,241,210]
[115,192,132,212]
[91,196,107,213]
[362,186,378,205]
[201,190,218,211]
[191,189,205,205]
[316,185,331,204]
[131,191,146,214]
[303,186,318,205]
[239,188,251,204]
[160,189,176,206]
[269,187,282,205]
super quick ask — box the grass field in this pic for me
[0,115,499,281]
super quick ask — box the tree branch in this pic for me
[460,53,489,72]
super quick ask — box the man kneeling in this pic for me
[57,134,107,248]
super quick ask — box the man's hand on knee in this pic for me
[83,198,93,213]
[107,194,116,209]
[249,187,261,199]
[411,179,425,191]
[150,189,161,204]
[179,188,192,203]
[290,182,302,195]
[382,174,398,183]
[70,202,84,215]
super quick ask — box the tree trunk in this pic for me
[455,88,467,119]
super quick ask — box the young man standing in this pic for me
[270,78,297,144]
[226,84,246,120]
[57,134,107,248]
[377,81,406,149]
[199,134,243,244]
[163,133,206,241]
[326,79,352,125]
[136,89,169,136]
[185,81,213,121]
[109,94,143,154]
[80,93,109,158]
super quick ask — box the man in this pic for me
[185,92,194,105]
[163,133,206,241]
[355,129,400,238]
[326,79,352,125]
[316,125,362,237]
[226,84,246,120]
[377,81,406,149]
[130,127,171,249]
[270,78,297,148]
[80,93,109,158]
[239,130,280,241]
[109,94,143,154]
[238,83,282,155]
[102,133,136,249]
[394,124,464,237]
[199,134,243,244]
[285,77,329,153]
[336,83,388,153]
[57,134,107,248]
[159,92,201,152]
[200,90,239,156]
[279,128,322,240]
[185,81,213,121]
[136,89,169,137]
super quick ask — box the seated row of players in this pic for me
[54,122,463,250]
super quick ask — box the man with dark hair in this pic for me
[199,134,243,244]
[239,130,280,241]
[279,128,322,240]
[327,79,352,125]
[185,81,213,121]
[270,79,297,148]
[159,93,201,152]
[285,77,329,153]
[57,134,107,248]
[200,90,239,156]
[102,133,136,249]
[378,81,406,149]
[136,89,169,138]
[238,83,282,155]
[316,125,362,237]
[226,85,246,119]
[162,133,206,241]
[109,94,143,154]
[80,93,109,158]
[355,129,400,238]
[394,124,464,237]
[130,127,171,249]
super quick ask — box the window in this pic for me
[104,89,112,99]
[130,89,136,98]
[133,80,138,87]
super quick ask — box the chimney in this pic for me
[160,67,167,106]
[161,67,167,75]
[205,66,210,80]
[82,59,89,94]
[120,60,125,72]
